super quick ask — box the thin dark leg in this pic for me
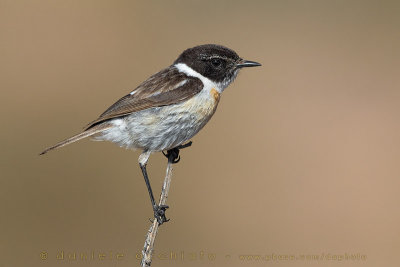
[140,163,169,224]
[140,163,156,208]
[140,141,192,225]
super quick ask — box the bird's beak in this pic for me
[236,59,262,68]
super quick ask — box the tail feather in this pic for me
[39,124,111,155]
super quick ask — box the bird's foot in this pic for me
[153,204,169,225]
[162,141,193,164]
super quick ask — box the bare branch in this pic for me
[141,159,174,267]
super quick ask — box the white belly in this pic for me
[96,88,220,151]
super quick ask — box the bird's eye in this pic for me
[211,58,222,67]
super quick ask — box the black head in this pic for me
[174,44,261,87]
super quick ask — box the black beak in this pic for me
[236,59,262,68]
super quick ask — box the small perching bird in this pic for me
[40,44,261,223]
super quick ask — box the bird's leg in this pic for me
[139,152,169,225]
[162,141,193,164]
[138,142,192,224]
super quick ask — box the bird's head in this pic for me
[174,44,261,90]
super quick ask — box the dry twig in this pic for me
[141,157,174,267]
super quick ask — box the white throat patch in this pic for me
[174,63,223,93]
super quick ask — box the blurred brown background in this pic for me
[1,1,400,266]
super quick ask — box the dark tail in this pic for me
[39,124,111,155]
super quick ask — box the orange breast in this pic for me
[210,88,220,102]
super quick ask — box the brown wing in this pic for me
[85,67,203,130]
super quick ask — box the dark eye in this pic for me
[211,58,222,67]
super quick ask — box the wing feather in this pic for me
[85,67,203,129]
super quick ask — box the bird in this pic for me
[40,44,261,224]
